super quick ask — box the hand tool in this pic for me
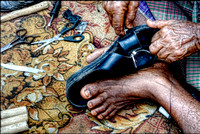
[32,9,84,52]
[75,21,88,34]
[1,1,50,23]
[1,63,45,74]
[1,28,39,53]
[47,0,61,27]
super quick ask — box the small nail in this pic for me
[84,89,90,98]
[88,101,93,108]
[91,110,97,116]
[98,114,103,119]
[105,116,109,120]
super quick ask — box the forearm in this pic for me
[152,78,200,133]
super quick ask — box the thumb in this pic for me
[147,19,175,29]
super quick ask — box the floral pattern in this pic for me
[1,1,180,133]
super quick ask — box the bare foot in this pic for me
[80,62,172,119]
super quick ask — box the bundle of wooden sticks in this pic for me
[1,106,29,133]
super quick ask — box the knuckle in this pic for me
[166,57,175,63]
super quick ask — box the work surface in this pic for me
[0,1,183,133]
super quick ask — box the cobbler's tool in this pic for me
[32,9,84,52]
[1,28,39,53]
[1,63,45,74]
[1,106,29,133]
[75,21,88,34]
[1,1,50,23]
[47,0,61,27]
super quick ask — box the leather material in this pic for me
[66,25,159,108]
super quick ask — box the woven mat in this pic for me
[1,1,181,133]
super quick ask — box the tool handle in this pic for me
[1,1,50,23]
[63,34,84,42]
[50,0,61,17]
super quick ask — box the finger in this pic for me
[86,46,110,63]
[149,39,165,55]
[112,12,125,35]
[147,19,176,29]
[125,1,139,29]
[108,14,113,27]
[165,48,187,63]
[112,6,126,35]
[157,47,171,59]
[151,32,160,43]
[165,40,196,63]
[102,2,113,27]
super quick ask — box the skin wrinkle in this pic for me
[147,20,200,63]
[103,1,139,35]
[78,3,200,132]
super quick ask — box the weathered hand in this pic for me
[102,1,139,36]
[147,20,200,63]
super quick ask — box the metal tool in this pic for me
[1,63,45,74]
[32,9,84,52]
[1,28,39,53]
[47,0,61,27]
[75,21,88,34]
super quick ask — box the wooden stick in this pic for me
[1,1,50,23]
[1,106,27,119]
[1,113,28,127]
[1,121,29,133]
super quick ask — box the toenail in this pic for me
[98,114,103,119]
[84,89,90,98]
[88,102,93,108]
[91,110,97,116]
[105,116,109,120]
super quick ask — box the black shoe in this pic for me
[66,25,159,108]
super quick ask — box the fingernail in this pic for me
[84,89,90,98]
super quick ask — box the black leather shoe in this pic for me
[66,25,159,108]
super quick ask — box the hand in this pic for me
[147,20,200,63]
[102,1,139,36]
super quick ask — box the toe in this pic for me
[80,83,100,99]
[87,93,107,109]
[97,104,116,119]
[90,103,109,116]
[107,109,118,119]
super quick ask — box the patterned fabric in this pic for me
[174,1,200,23]
[0,1,181,133]
[0,1,198,133]
[138,1,156,21]
[146,1,200,90]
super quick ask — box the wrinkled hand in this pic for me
[102,1,139,36]
[147,20,200,63]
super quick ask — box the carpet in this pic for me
[1,1,181,133]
